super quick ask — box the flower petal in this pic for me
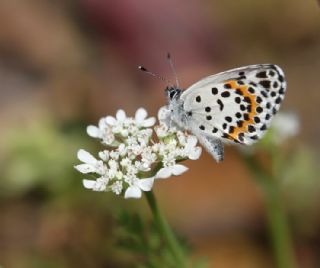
[135,108,147,123]
[82,179,95,189]
[186,135,198,148]
[98,118,108,129]
[172,164,188,176]
[189,147,202,160]
[141,117,156,127]
[155,167,172,179]
[125,186,142,199]
[138,178,154,191]
[87,125,101,138]
[158,106,169,120]
[116,109,126,121]
[105,116,116,125]
[77,149,97,164]
[74,164,96,173]
[98,150,109,161]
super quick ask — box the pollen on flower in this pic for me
[74,107,202,198]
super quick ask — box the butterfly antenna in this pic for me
[167,52,180,88]
[138,65,172,86]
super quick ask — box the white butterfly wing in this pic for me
[180,64,286,146]
[183,64,285,96]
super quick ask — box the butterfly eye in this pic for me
[166,87,180,100]
[169,91,176,99]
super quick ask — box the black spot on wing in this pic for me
[275,97,282,104]
[260,124,267,131]
[259,80,271,89]
[256,71,267,78]
[212,87,218,95]
[221,91,230,97]
[235,112,242,118]
[217,99,224,111]
[225,116,232,122]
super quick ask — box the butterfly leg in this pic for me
[198,135,224,162]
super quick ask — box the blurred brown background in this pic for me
[0,1,319,267]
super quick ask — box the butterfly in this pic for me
[139,61,286,162]
[159,64,286,162]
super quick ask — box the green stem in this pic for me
[145,191,187,267]
[244,154,297,268]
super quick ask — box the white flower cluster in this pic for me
[75,108,202,199]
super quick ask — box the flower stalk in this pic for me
[145,191,187,268]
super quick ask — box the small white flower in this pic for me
[135,108,156,127]
[137,129,153,145]
[82,176,109,191]
[118,144,127,156]
[183,135,202,160]
[109,150,120,160]
[124,177,154,199]
[87,117,116,145]
[102,128,116,145]
[127,124,139,136]
[87,117,108,139]
[155,153,189,179]
[155,123,170,138]
[108,159,119,178]
[75,149,105,175]
[108,159,119,170]
[136,161,151,171]
[120,157,131,167]
[98,150,109,161]
[141,147,157,166]
[126,164,138,177]
[156,164,189,179]
[111,181,123,195]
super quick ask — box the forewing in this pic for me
[180,64,286,145]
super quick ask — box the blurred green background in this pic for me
[0,1,319,267]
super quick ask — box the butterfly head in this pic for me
[165,86,181,101]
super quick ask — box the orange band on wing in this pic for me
[223,80,257,142]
